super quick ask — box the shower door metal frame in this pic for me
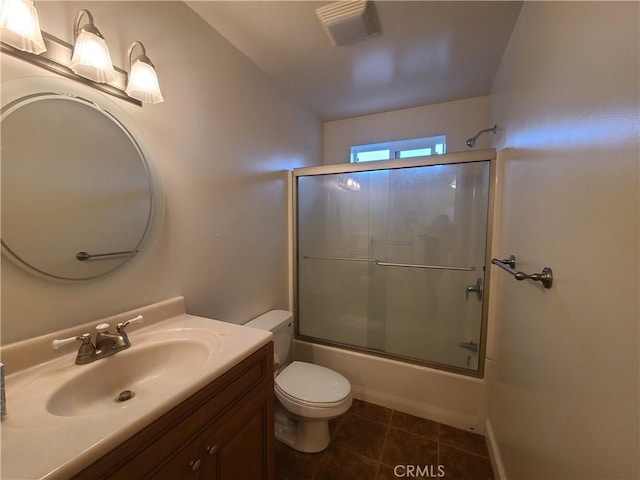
[290,149,497,378]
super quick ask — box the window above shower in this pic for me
[350,135,447,163]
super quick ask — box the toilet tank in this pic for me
[244,310,293,365]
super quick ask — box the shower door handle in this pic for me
[465,278,483,301]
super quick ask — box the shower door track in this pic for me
[293,148,496,176]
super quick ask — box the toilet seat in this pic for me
[275,361,351,406]
[275,385,347,408]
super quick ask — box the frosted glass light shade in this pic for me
[0,0,46,54]
[70,29,116,83]
[126,58,163,104]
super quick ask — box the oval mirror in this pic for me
[1,93,154,281]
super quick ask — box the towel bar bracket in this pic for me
[514,267,553,288]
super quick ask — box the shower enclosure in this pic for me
[293,151,495,376]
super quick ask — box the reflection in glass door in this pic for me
[295,156,493,375]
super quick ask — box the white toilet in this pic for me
[244,310,352,453]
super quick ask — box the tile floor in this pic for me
[275,399,494,480]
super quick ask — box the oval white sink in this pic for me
[47,338,212,417]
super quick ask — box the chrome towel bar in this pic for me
[491,255,553,289]
[375,261,475,271]
[303,255,475,272]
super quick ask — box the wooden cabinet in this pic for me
[154,385,271,480]
[72,343,274,480]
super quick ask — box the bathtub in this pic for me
[293,339,490,433]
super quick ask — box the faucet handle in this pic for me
[96,323,111,333]
[117,315,144,333]
[52,333,91,350]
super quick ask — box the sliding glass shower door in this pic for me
[294,155,493,375]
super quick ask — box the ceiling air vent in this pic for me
[316,0,381,47]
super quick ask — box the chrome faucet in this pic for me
[52,315,144,365]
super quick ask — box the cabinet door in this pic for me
[149,440,203,480]
[202,388,274,480]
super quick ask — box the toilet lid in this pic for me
[275,361,351,404]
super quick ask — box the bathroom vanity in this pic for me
[0,298,275,479]
[73,342,274,479]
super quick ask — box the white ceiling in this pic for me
[186,1,523,121]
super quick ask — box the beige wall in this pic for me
[1,1,321,344]
[487,2,639,478]
[323,95,492,164]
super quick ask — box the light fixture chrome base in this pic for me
[1,32,141,107]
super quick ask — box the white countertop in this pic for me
[0,298,272,480]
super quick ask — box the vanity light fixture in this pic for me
[69,9,116,84]
[0,0,46,54]
[0,5,163,106]
[125,41,163,104]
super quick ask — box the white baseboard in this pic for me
[485,418,507,480]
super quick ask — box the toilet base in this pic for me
[274,402,331,453]
[274,403,298,448]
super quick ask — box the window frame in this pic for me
[350,135,447,163]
